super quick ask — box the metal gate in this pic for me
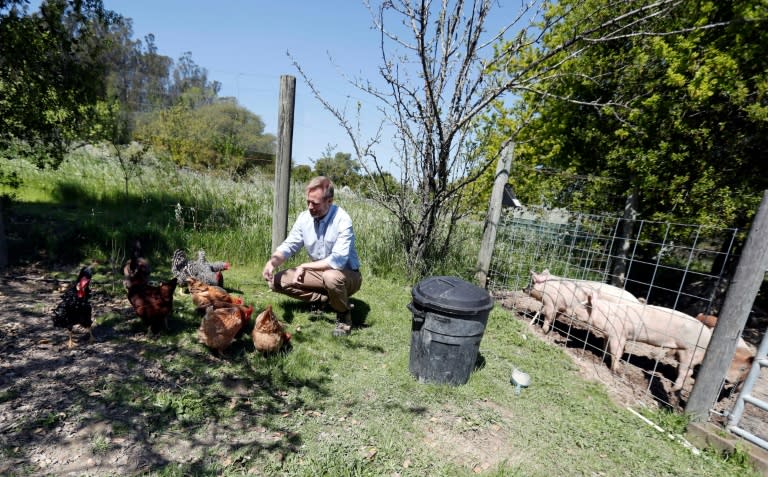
[728,329,768,450]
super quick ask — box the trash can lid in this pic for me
[411,276,494,315]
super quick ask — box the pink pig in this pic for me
[585,292,754,391]
[526,269,641,334]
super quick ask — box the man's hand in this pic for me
[262,262,275,282]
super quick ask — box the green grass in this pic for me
[0,150,760,476]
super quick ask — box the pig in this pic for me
[525,269,641,333]
[526,278,590,333]
[585,292,755,391]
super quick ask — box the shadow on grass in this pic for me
[0,276,332,475]
[6,180,222,268]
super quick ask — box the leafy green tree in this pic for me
[312,146,361,188]
[170,51,220,108]
[98,18,172,114]
[0,0,120,167]
[486,0,767,231]
[291,164,313,184]
[136,97,275,173]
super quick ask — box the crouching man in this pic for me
[261,176,362,337]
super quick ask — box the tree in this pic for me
[169,51,220,108]
[0,0,120,167]
[312,145,361,188]
[135,97,275,173]
[490,0,767,230]
[294,0,702,278]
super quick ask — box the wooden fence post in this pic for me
[475,144,514,288]
[272,75,296,252]
[687,190,768,421]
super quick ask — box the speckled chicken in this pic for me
[187,277,243,313]
[197,304,254,356]
[252,305,291,354]
[52,266,93,348]
[171,249,230,287]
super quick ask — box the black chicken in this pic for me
[52,266,93,349]
[171,249,229,287]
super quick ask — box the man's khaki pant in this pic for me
[272,268,362,313]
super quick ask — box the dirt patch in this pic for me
[493,289,768,438]
[0,265,190,476]
[420,404,525,474]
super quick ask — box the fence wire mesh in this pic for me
[487,205,764,417]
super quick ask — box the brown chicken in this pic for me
[187,277,243,313]
[695,313,718,328]
[127,275,178,335]
[197,304,254,356]
[122,240,151,289]
[252,305,292,354]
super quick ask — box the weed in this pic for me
[90,434,110,455]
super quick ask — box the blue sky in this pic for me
[102,0,391,168]
[99,1,533,171]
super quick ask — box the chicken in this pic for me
[695,313,718,328]
[187,277,243,313]
[122,240,151,289]
[197,304,254,356]
[252,305,292,354]
[52,266,93,348]
[127,274,178,335]
[171,248,230,287]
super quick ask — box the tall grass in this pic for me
[2,148,480,282]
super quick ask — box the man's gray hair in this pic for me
[307,176,334,199]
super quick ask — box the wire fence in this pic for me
[487,205,765,418]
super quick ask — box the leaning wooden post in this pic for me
[272,75,296,252]
[475,143,514,288]
[687,190,768,421]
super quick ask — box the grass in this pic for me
[0,150,761,476]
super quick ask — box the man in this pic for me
[262,176,362,336]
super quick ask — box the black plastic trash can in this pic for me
[407,276,494,385]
